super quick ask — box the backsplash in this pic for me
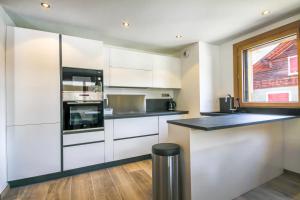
[104,87,175,99]
[146,99,170,112]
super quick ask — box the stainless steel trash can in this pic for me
[152,143,181,200]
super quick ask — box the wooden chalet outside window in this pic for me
[233,21,300,108]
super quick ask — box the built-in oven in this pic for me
[62,67,104,133]
[63,101,104,131]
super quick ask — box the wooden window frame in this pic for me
[233,20,300,108]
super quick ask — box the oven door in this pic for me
[63,102,104,132]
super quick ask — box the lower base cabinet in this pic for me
[7,123,61,181]
[63,142,105,171]
[113,135,158,160]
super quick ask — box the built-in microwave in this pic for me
[62,67,103,102]
[62,67,104,133]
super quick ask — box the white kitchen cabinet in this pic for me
[109,67,153,87]
[153,55,181,88]
[159,115,186,143]
[7,123,61,181]
[109,47,153,70]
[103,46,110,86]
[62,35,103,69]
[108,47,154,87]
[113,135,158,160]
[63,142,105,171]
[104,120,114,162]
[114,117,158,139]
[6,27,60,126]
[63,131,104,146]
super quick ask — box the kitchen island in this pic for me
[167,114,296,200]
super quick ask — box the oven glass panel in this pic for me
[67,104,103,129]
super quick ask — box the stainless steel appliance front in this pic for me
[62,67,103,102]
[62,67,104,132]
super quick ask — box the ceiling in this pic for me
[1,0,300,53]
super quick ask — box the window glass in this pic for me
[242,35,298,103]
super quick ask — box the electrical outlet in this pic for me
[161,93,170,98]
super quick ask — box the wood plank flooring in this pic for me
[3,160,300,200]
[3,160,152,200]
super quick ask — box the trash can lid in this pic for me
[152,143,180,156]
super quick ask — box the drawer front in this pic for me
[114,117,158,139]
[63,142,105,171]
[63,131,104,146]
[113,135,158,160]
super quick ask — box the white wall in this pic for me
[0,6,13,194]
[199,42,220,112]
[176,43,201,117]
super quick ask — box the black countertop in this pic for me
[200,112,235,116]
[167,113,296,131]
[104,110,188,119]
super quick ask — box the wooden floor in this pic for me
[4,160,152,200]
[3,160,300,200]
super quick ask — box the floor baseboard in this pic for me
[9,154,152,188]
[283,169,300,176]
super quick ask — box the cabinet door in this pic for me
[62,35,103,69]
[159,115,185,143]
[109,47,153,70]
[153,55,181,88]
[7,123,61,181]
[114,135,158,160]
[6,27,60,126]
[104,120,114,162]
[109,67,153,87]
[63,142,105,171]
[114,117,158,139]
[103,46,110,86]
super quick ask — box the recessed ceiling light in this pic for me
[41,2,50,8]
[262,10,271,16]
[176,34,183,39]
[122,21,130,28]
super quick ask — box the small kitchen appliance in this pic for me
[167,99,177,111]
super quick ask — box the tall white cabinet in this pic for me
[6,27,61,181]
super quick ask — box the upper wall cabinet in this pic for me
[109,47,153,70]
[153,55,181,89]
[109,47,154,87]
[6,27,60,126]
[62,35,103,69]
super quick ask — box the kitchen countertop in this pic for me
[200,112,236,116]
[167,113,296,131]
[104,110,188,119]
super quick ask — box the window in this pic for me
[233,21,300,107]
